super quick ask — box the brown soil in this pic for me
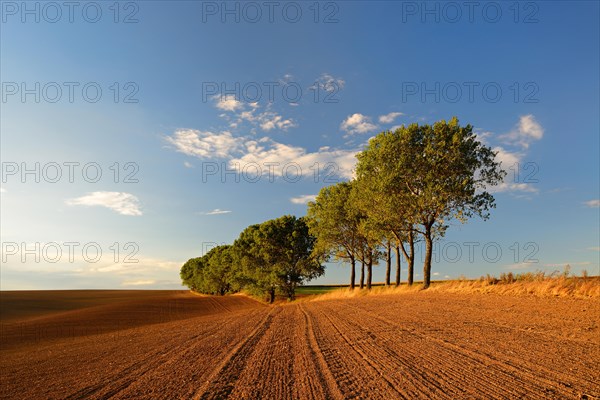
[1,290,598,399]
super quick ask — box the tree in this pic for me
[232,216,325,302]
[179,246,236,295]
[356,118,504,288]
[395,118,505,288]
[231,224,279,303]
[180,257,205,291]
[306,182,362,289]
[256,215,325,300]
[348,183,383,290]
[355,138,418,286]
[203,245,234,295]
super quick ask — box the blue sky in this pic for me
[1,1,598,289]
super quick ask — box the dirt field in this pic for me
[1,290,598,399]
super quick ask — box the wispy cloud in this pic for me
[316,73,345,92]
[584,199,600,208]
[214,94,244,112]
[121,279,156,286]
[543,261,592,268]
[490,182,539,194]
[340,113,378,135]
[505,262,540,270]
[290,194,317,204]
[477,115,544,196]
[505,261,592,270]
[586,247,600,252]
[66,192,142,216]
[165,129,240,159]
[499,114,544,149]
[258,112,296,131]
[199,208,232,215]
[232,138,358,179]
[166,129,359,181]
[378,112,403,124]
[216,96,296,133]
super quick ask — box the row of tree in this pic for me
[180,215,325,302]
[181,118,505,298]
[307,117,504,289]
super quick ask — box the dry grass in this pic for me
[309,268,600,301]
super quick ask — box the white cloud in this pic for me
[121,280,156,286]
[86,257,181,274]
[487,146,541,194]
[500,114,544,149]
[183,161,194,168]
[232,137,358,180]
[378,112,403,124]
[475,116,544,196]
[586,247,600,252]
[66,192,142,216]
[584,199,600,208]
[433,272,440,276]
[258,112,296,131]
[543,261,592,268]
[316,73,345,92]
[505,262,540,270]
[490,182,539,194]
[505,261,593,270]
[492,146,522,168]
[290,194,317,205]
[166,129,359,181]
[165,129,240,159]
[340,113,378,135]
[225,102,296,132]
[0,186,5,194]
[199,208,232,215]
[214,94,244,112]
[2,252,184,289]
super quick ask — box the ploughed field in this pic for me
[1,290,598,399]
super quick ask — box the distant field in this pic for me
[296,285,347,295]
[297,282,443,295]
[0,290,184,323]
[1,289,599,399]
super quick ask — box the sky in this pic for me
[1,0,599,290]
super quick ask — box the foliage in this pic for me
[179,246,233,295]
[181,216,324,302]
[355,117,505,288]
[306,182,362,288]
[181,117,506,296]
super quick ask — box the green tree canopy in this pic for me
[306,182,362,289]
[357,117,505,288]
[254,215,325,300]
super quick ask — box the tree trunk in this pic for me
[408,229,415,286]
[350,257,356,290]
[268,288,275,303]
[360,260,365,289]
[287,283,295,301]
[395,244,401,286]
[367,252,373,290]
[423,226,433,289]
[385,241,391,286]
[399,232,415,286]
